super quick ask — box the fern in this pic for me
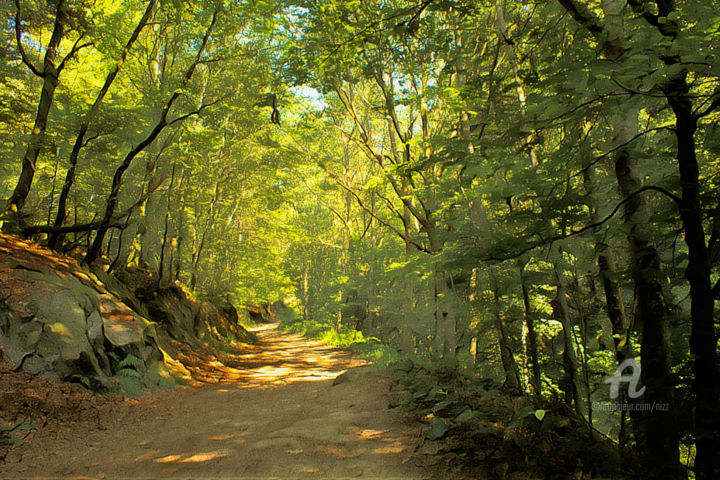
[115,368,143,379]
[68,373,92,389]
[117,354,143,371]
[115,375,144,396]
[1,419,36,447]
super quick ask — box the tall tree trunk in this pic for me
[157,164,177,287]
[190,180,220,291]
[611,99,680,479]
[553,255,589,419]
[520,264,542,397]
[665,70,719,480]
[581,130,631,362]
[557,1,681,473]
[85,10,216,264]
[4,0,67,231]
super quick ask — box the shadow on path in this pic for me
[4,324,429,479]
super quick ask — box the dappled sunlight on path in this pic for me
[4,324,428,479]
[168,323,369,387]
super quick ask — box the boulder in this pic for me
[0,234,173,393]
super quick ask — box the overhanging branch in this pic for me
[13,0,42,77]
[483,185,682,262]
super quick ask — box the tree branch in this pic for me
[482,185,681,262]
[322,167,432,254]
[557,0,604,35]
[57,37,92,73]
[23,177,165,236]
[13,0,42,76]
[695,88,720,119]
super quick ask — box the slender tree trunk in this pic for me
[4,0,67,230]
[519,264,542,397]
[302,253,310,323]
[612,106,680,478]
[158,164,176,287]
[85,11,216,264]
[492,277,521,391]
[85,102,175,264]
[553,256,589,419]
[557,1,681,473]
[46,148,61,225]
[364,195,378,333]
[190,180,220,291]
[581,133,631,362]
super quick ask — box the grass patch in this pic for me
[279,314,399,364]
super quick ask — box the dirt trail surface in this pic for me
[3,324,430,479]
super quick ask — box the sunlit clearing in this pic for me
[158,322,367,388]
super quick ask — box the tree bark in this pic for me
[492,277,521,391]
[665,69,719,480]
[85,10,216,264]
[556,1,681,474]
[520,264,542,397]
[4,0,67,230]
[553,256,589,419]
[190,179,221,291]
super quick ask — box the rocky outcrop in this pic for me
[0,234,254,395]
[0,236,171,394]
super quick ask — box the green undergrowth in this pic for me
[280,317,365,348]
[278,313,403,362]
[0,418,36,448]
[389,360,627,480]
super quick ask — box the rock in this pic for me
[99,296,145,348]
[32,291,92,362]
[86,310,103,347]
[0,316,41,365]
[20,354,46,375]
[0,235,256,395]
[391,358,414,374]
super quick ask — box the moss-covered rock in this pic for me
[0,234,255,395]
[0,235,172,394]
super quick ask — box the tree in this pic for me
[3,0,88,231]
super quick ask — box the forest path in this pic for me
[4,324,429,479]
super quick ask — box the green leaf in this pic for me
[426,418,449,440]
[455,409,476,425]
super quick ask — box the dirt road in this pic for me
[3,324,429,479]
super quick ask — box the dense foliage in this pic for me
[1,0,719,478]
